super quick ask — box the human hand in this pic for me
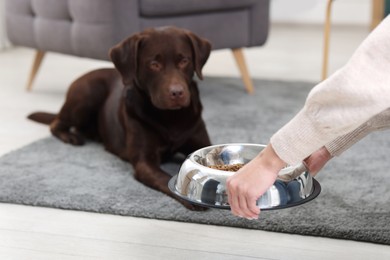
[226,144,286,219]
[303,146,332,176]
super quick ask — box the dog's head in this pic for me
[109,27,211,110]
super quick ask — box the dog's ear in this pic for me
[109,34,143,85]
[185,31,212,80]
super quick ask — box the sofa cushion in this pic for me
[140,10,251,50]
[6,0,268,60]
[140,0,259,17]
[32,0,71,20]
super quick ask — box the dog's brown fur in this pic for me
[28,27,212,210]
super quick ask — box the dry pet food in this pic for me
[208,163,244,172]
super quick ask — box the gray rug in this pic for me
[1,77,390,245]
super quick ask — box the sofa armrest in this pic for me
[249,0,270,46]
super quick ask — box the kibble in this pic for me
[208,163,244,172]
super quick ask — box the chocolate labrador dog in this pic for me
[28,27,212,210]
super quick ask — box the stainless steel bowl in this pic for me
[168,143,321,210]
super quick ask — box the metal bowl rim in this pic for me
[187,143,267,174]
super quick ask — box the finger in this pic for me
[244,191,260,218]
[227,179,233,206]
[226,179,235,212]
[227,185,241,217]
[238,194,258,219]
[247,197,260,218]
[230,194,242,217]
[227,177,258,219]
[238,194,249,218]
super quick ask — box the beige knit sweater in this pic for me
[325,108,390,156]
[271,16,390,165]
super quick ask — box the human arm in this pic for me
[306,108,390,176]
[227,16,390,218]
[227,110,390,218]
[325,108,390,156]
[272,16,390,166]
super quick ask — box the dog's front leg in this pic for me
[133,161,207,211]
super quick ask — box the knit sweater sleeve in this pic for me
[325,108,390,156]
[270,16,390,166]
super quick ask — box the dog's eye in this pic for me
[149,61,162,71]
[179,57,190,68]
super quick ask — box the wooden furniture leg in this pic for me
[26,50,45,91]
[322,0,334,81]
[232,48,254,94]
[322,0,385,81]
[371,0,385,30]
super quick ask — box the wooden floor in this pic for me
[1,24,389,259]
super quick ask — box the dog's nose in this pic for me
[169,84,184,99]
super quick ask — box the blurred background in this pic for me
[0,0,377,80]
[0,0,382,155]
[1,1,390,259]
[0,0,374,50]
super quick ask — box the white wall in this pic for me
[0,0,10,50]
[272,0,372,26]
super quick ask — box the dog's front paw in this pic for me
[54,132,85,146]
[50,120,85,146]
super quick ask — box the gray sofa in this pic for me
[5,0,270,92]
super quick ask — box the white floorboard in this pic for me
[1,23,389,259]
[1,204,389,260]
